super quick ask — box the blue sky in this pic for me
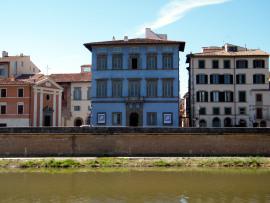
[1,0,270,96]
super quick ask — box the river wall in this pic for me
[0,127,269,157]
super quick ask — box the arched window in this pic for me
[212,117,221,127]
[199,119,207,128]
[224,117,232,127]
[74,117,83,127]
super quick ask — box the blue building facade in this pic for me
[84,31,185,127]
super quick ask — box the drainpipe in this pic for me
[233,57,237,126]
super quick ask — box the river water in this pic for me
[0,169,269,203]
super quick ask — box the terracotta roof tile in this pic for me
[84,38,185,51]
[50,72,91,83]
[192,49,269,57]
[0,78,32,85]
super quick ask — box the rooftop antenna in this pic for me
[46,65,50,75]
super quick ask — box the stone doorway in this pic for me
[129,112,139,127]
[44,115,52,126]
[43,106,53,127]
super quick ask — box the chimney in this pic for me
[112,36,116,41]
[2,51,8,57]
[124,36,128,41]
[20,53,24,57]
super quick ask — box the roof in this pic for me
[50,72,91,83]
[190,49,269,57]
[84,38,185,52]
[0,78,32,85]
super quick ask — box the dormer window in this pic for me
[228,46,237,52]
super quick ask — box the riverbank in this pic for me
[0,157,270,169]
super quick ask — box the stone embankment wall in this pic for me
[0,127,269,157]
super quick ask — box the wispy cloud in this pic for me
[135,0,230,36]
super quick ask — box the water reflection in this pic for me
[0,169,269,203]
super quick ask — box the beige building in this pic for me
[187,44,270,127]
[0,51,40,78]
[50,71,91,126]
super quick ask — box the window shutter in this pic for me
[220,75,224,84]
[210,92,213,102]
[196,75,199,84]
[230,75,233,84]
[205,75,208,84]
[205,92,208,102]
[196,92,200,102]
[210,75,213,84]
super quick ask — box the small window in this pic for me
[253,60,265,68]
[18,88,24,97]
[112,80,123,98]
[162,79,173,97]
[238,91,246,102]
[0,105,6,114]
[96,80,107,97]
[73,87,82,100]
[0,89,7,98]
[198,60,205,69]
[147,112,157,126]
[163,53,173,69]
[212,60,219,69]
[74,106,80,111]
[196,74,208,84]
[224,60,231,69]
[112,54,123,70]
[146,79,158,97]
[112,112,122,126]
[256,94,262,102]
[199,107,206,115]
[213,107,220,115]
[236,74,246,84]
[17,104,24,114]
[147,54,157,69]
[236,60,248,69]
[128,80,140,97]
[196,91,208,102]
[239,107,246,115]
[87,87,91,100]
[129,54,139,70]
[97,54,107,70]
[224,107,232,115]
[253,74,265,84]
[210,91,219,102]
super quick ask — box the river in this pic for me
[0,169,269,202]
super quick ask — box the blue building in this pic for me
[84,29,185,127]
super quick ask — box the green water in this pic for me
[0,169,269,203]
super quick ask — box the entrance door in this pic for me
[44,115,51,126]
[129,112,139,127]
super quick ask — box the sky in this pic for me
[1,0,270,96]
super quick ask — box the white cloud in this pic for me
[135,0,230,36]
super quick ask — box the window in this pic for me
[224,107,232,115]
[210,91,219,102]
[224,91,233,102]
[224,74,233,84]
[236,60,248,69]
[212,117,221,127]
[210,74,220,84]
[239,107,246,115]
[0,105,6,114]
[198,60,205,69]
[46,95,50,101]
[112,54,123,69]
[146,79,158,97]
[0,89,7,98]
[147,112,157,126]
[238,91,246,102]
[196,91,208,102]
[236,74,246,84]
[224,60,231,69]
[17,104,24,114]
[256,94,262,102]
[18,88,24,97]
[212,60,219,69]
[199,120,207,127]
[74,106,80,111]
[147,54,157,69]
[21,61,24,67]
[163,53,173,69]
[112,80,123,97]
[213,107,220,115]
[256,108,263,119]
[128,80,140,97]
[129,54,139,69]
[73,87,82,100]
[253,60,265,68]
[162,79,173,97]
[196,74,208,84]
[112,112,122,126]
[96,80,107,97]
[199,107,206,115]
[87,87,91,100]
[253,74,265,84]
[97,54,107,70]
